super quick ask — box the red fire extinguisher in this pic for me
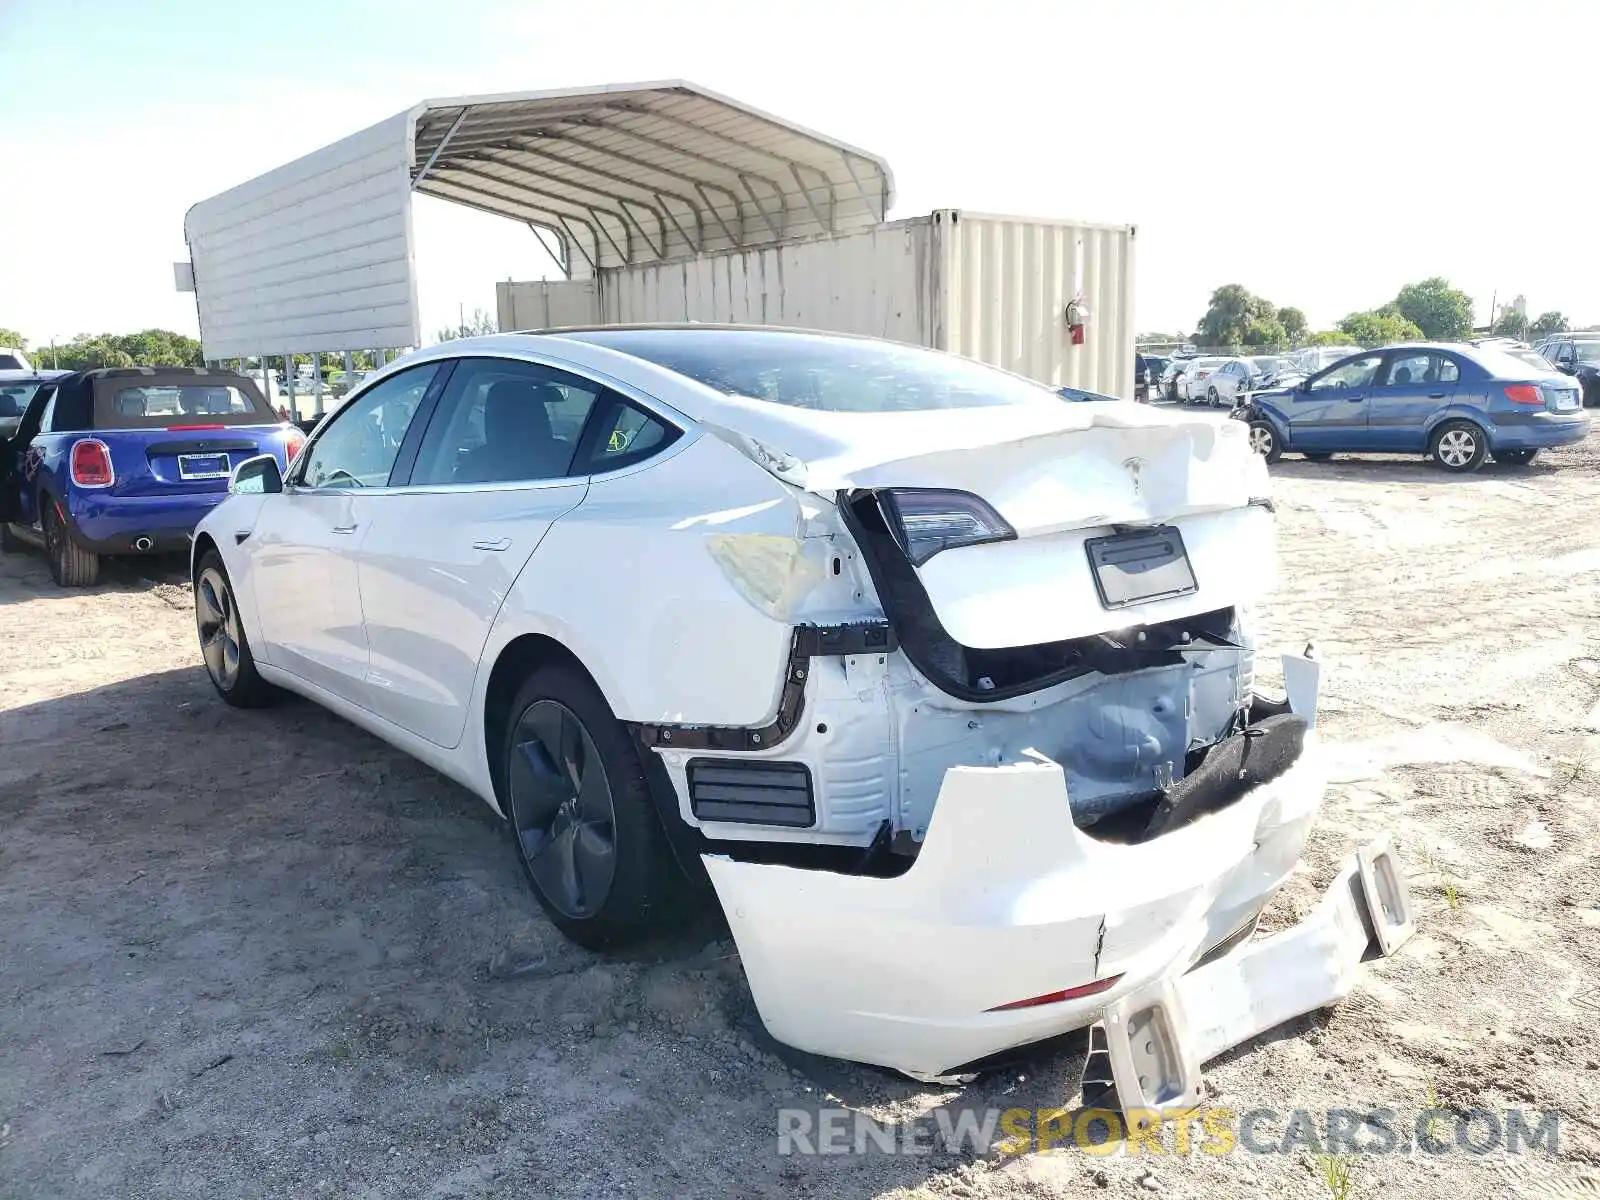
[1065,293,1090,345]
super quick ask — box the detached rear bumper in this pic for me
[705,667,1414,1092]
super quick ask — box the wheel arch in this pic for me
[191,530,219,581]
[482,633,603,807]
[1424,409,1490,444]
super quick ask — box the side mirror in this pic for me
[230,453,283,495]
[1297,378,1312,393]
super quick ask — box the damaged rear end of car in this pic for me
[663,397,1414,1105]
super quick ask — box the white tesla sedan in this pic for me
[193,327,1412,1101]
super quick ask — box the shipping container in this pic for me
[498,211,1136,399]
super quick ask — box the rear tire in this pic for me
[43,500,100,587]
[500,663,691,949]
[1497,448,1538,466]
[1430,420,1488,473]
[195,551,277,707]
[1207,387,1221,407]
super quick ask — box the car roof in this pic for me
[0,368,69,382]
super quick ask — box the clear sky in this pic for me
[1,0,1591,352]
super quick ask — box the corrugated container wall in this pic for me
[499,211,1135,399]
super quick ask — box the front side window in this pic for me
[410,358,603,486]
[1576,342,1600,364]
[298,365,436,489]
[1309,354,1384,391]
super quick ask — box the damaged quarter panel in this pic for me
[488,430,852,730]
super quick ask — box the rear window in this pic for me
[93,380,276,429]
[566,329,1062,413]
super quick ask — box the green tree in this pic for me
[1529,311,1569,338]
[1276,307,1308,341]
[1307,329,1361,346]
[38,330,203,371]
[1337,310,1424,345]
[1492,309,1529,339]
[1391,278,1474,341]
[1195,285,1290,348]
[0,328,27,350]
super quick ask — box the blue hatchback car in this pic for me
[1234,343,1590,471]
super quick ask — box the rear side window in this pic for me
[580,400,681,474]
[0,354,24,370]
[92,378,275,429]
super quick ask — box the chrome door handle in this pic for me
[472,537,512,552]
[332,524,358,534]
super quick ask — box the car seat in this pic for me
[453,381,571,483]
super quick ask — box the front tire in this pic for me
[43,499,99,587]
[195,551,277,707]
[1497,448,1538,466]
[1207,387,1221,407]
[1430,420,1488,472]
[501,663,689,949]
[1248,420,1283,463]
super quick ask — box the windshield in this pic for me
[565,329,1063,413]
[0,382,42,418]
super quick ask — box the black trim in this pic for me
[632,621,895,752]
[387,360,457,486]
[687,759,815,827]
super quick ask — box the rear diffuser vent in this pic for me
[687,759,815,828]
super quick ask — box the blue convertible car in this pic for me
[1234,343,1589,471]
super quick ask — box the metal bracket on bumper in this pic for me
[1095,835,1415,1113]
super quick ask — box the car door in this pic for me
[1,385,54,525]
[1366,350,1458,452]
[1283,353,1385,450]
[356,356,681,748]
[247,363,441,702]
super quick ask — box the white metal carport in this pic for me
[183,81,895,363]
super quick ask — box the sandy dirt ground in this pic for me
[3,436,1600,1199]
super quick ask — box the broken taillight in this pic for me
[879,488,1017,566]
[70,438,115,487]
[985,974,1124,1012]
